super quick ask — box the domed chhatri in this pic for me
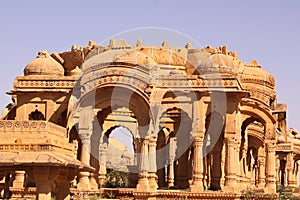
[1,40,297,200]
[186,46,242,76]
[239,60,275,89]
[197,53,240,76]
[24,50,64,76]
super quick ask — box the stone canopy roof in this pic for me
[0,151,93,171]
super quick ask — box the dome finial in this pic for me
[37,50,50,58]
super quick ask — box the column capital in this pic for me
[194,135,204,143]
[224,131,236,142]
[265,139,276,145]
[265,140,276,153]
[79,133,92,145]
[192,130,205,138]
[142,137,149,145]
[149,136,157,144]
[225,137,236,146]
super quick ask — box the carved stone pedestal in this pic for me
[89,173,98,190]
[136,173,149,192]
[98,174,106,188]
[77,171,90,190]
[12,171,25,188]
[148,172,158,191]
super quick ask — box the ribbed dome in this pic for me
[196,53,240,76]
[24,50,64,76]
[239,60,275,89]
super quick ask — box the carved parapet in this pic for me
[0,120,75,157]
[14,76,77,92]
[157,76,242,91]
[0,120,66,139]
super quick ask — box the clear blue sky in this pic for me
[0,1,299,131]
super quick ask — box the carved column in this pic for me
[275,156,281,186]
[224,134,237,192]
[77,134,91,190]
[191,136,204,192]
[137,138,150,191]
[220,144,226,189]
[12,170,25,188]
[148,136,158,191]
[89,118,101,190]
[167,137,176,188]
[56,174,73,200]
[98,143,107,187]
[77,106,93,190]
[33,167,57,200]
[265,140,276,194]
[257,146,266,189]
[287,152,297,187]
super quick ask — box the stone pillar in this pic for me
[224,135,237,192]
[33,167,57,200]
[12,170,25,188]
[167,137,176,188]
[35,181,53,200]
[220,144,226,189]
[276,156,281,186]
[77,134,91,190]
[56,176,71,200]
[89,173,98,190]
[265,140,276,194]
[148,136,158,191]
[257,146,266,189]
[287,153,297,187]
[137,138,150,191]
[98,143,107,187]
[203,150,210,190]
[191,136,204,192]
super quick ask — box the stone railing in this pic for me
[0,120,67,139]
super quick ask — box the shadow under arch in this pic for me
[90,106,138,170]
[158,107,193,189]
[239,116,265,189]
[80,85,153,138]
[203,111,225,191]
[68,123,82,161]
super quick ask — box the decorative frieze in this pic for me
[0,120,67,139]
[16,79,76,90]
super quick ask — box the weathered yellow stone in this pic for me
[0,40,297,199]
